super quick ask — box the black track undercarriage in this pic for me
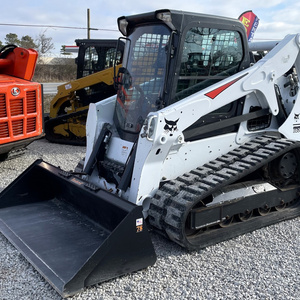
[44,109,88,146]
[148,135,300,250]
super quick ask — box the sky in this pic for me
[1,0,300,57]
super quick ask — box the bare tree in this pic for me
[36,30,54,56]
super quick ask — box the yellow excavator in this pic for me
[44,39,124,145]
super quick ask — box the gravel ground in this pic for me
[0,138,299,300]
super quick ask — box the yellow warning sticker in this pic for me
[136,218,143,233]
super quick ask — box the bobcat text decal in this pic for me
[293,113,300,133]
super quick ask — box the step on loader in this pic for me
[1,9,300,297]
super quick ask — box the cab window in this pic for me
[176,27,243,101]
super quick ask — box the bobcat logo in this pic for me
[164,118,179,136]
[295,113,300,121]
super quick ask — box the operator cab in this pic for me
[114,9,250,142]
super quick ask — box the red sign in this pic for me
[239,11,260,41]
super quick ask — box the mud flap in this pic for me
[0,159,156,297]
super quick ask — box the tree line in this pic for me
[0,32,54,56]
[0,32,76,82]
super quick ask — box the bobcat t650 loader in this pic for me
[0,9,300,297]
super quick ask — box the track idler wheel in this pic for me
[238,209,253,222]
[275,199,286,211]
[264,151,299,187]
[279,152,297,179]
[219,216,234,228]
[257,205,271,216]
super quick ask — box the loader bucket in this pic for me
[0,159,156,297]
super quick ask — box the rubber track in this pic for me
[148,135,300,250]
[44,109,88,146]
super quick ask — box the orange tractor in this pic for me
[0,45,43,160]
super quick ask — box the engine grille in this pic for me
[0,93,7,118]
[0,87,42,143]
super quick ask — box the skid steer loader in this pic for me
[45,39,124,145]
[0,45,43,160]
[0,9,300,297]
